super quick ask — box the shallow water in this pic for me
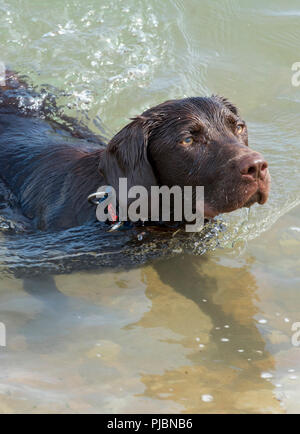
[0,0,300,413]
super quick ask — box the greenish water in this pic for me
[0,0,300,413]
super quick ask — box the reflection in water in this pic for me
[0,250,283,413]
[135,256,282,413]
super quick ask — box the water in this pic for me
[0,0,300,413]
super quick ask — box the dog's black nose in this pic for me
[239,154,268,181]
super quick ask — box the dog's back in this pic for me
[0,74,105,230]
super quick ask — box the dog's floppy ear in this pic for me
[99,116,158,212]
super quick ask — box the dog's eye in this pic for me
[181,137,194,146]
[236,124,245,134]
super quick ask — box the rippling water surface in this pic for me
[0,0,299,413]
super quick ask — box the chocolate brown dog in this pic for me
[0,72,270,231]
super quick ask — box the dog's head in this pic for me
[100,96,270,220]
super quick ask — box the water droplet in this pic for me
[289,375,298,380]
[202,394,213,402]
[261,372,273,379]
